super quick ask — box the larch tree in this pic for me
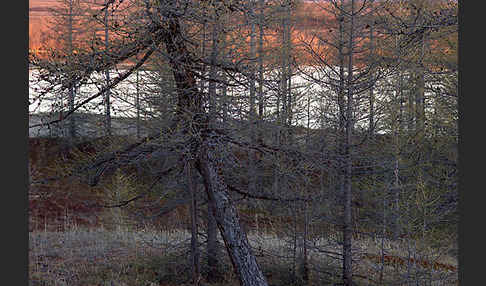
[41,0,91,140]
[30,0,272,285]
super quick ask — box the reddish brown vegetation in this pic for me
[29,138,104,231]
[362,252,457,272]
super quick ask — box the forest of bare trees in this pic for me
[29,0,458,285]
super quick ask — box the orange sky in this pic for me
[29,0,456,68]
[29,0,338,64]
[29,0,58,52]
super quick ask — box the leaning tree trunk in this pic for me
[197,136,268,286]
[162,9,269,286]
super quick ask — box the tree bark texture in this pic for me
[197,134,268,286]
[206,194,222,283]
[161,10,269,286]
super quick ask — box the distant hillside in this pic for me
[29,112,149,138]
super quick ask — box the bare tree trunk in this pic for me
[393,156,400,240]
[285,1,293,143]
[248,1,257,194]
[272,0,292,197]
[379,183,386,284]
[337,1,346,136]
[300,101,312,285]
[393,34,403,241]
[104,0,111,136]
[368,20,375,137]
[68,0,76,141]
[258,0,264,128]
[415,33,426,137]
[280,1,289,140]
[300,199,310,284]
[162,12,269,286]
[200,21,207,111]
[220,71,228,123]
[343,1,355,285]
[208,21,218,124]
[292,202,298,278]
[206,194,222,283]
[416,34,427,241]
[187,161,200,286]
[257,0,265,149]
[197,136,268,286]
[407,75,415,133]
[136,70,140,139]
[206,13,223,283]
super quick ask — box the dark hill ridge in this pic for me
[29,112,150,138]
